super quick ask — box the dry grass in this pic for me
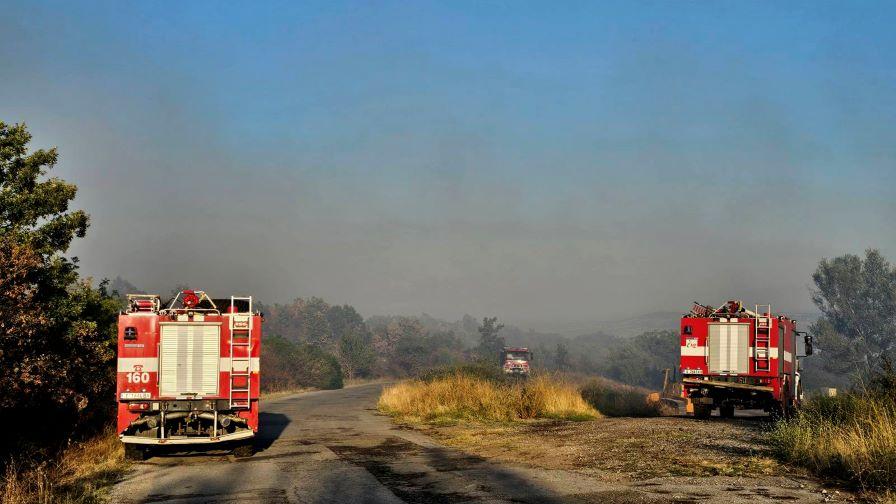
[378,372,600,423]
[2,428,127,504]
[772,392,896,492]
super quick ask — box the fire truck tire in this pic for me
[232,441,255,458]
[720,404,735,418]
[124,444,148,461]
[693,404,712,419]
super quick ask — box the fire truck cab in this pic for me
[679,300,813,419]
[500,347,533,376]
[117,290,261,460]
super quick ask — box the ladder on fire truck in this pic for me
[228,296,253,410]
[754,304,772,372]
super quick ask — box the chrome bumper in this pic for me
[121,430,254,445]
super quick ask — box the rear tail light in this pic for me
[128,402,150,412]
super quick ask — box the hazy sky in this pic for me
[2,1,894,330]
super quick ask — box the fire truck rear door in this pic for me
[159,323,221,397]
[708,323,750,375]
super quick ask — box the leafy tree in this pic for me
[0,121,120,450]
[258,298,306,342]
[535,342,554,370]
[476,316,505,360]
[384,328,465,377]
[301,297,333,348]
[364,316,468,377]
[425,330,466,368]
[372,317,424,353]
[338,326,375,380]
[328,304,374,378]
[390,330,430,376]
[0,122,88,250]
[810,249,896,380]
[555,342,571,371]
[597,331,678,389]
[373,317,425,375]
[261,335,343,390]
[327,304,365,341]
[260,297,337,348]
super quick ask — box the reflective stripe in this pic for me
[755,347,779,359]
[783,350,792,362]
[117,357,158,372]
[119,357,260,373]
[219,357,261,372]
[681,347,780,358]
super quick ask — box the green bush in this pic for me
[262,335,343,391]
[418,362,505,383]
[0,122,123,459]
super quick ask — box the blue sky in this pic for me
[2,1,894,329]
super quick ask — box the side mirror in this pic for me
[803,333,814,356]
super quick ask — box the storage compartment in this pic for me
[159,323,221,396]
[708,323,750,374]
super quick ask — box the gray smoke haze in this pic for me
[2,2,894,331]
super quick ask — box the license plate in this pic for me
[121,392,151,400]
[682,368,703,375]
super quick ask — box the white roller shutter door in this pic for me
[159,323,220,396]
[708,323,750,375]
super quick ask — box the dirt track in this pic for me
[110,383,846,503]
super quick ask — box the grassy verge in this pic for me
[771,391,896,493]
[2,428,128,504]
[378,371,599,423]
[580,378,673,417]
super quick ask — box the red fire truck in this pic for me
[680,300,813,419]
[500,347,532,377]
[117,290,261,460]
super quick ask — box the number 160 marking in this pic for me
[127,371,150,383]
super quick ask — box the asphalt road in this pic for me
[110,383,829,504]
[110,383,596,503]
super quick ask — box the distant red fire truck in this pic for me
[500,346,533,376]
[680,300,813,418]
[117,290,261,460]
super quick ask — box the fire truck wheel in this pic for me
[693,404,712,419]
[232,441,255,458]
[124,444,148,461]
[720,404,735,418]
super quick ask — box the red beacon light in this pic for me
[181,290,200,308]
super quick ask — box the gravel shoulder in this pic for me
[401,412,857,503]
